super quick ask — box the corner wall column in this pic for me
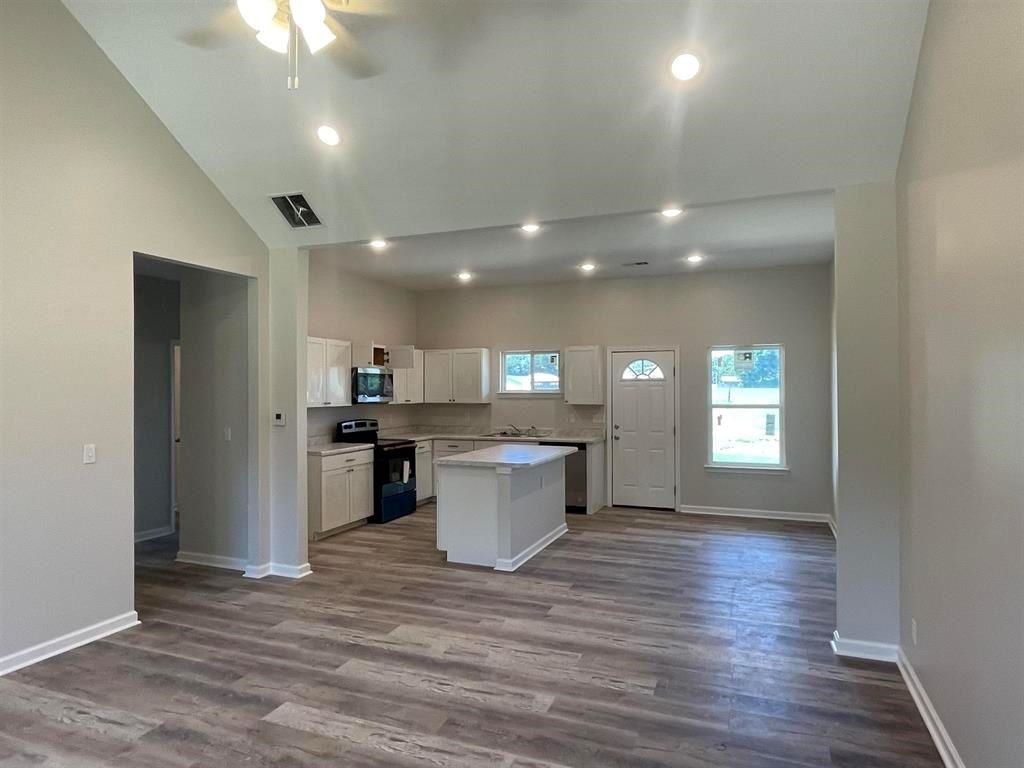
[831,181,901,656]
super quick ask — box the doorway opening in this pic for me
[607,348,679,509]
[133,254,255,593]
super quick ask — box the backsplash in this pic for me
[307,404,422,446]
[307,400,604,446]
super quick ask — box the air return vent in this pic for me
[270,193,322,228]
[622,260,650,267]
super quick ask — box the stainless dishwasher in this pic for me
[547,442,587,513]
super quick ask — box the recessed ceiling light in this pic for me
[670,53,701,81]
[686,253,704,264]
[579,262,597,273]
[520,223,540,233]
[457,271,473,282]
[661,207,683,218]
[369,239,388,250]
[317,125,340,146]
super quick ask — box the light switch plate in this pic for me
[83,444,96,464]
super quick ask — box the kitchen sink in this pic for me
[483,429,550,438]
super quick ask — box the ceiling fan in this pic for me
[183,0,391,87]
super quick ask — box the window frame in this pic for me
[498,349,563,395]
[706,344,788,472]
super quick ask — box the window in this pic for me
[501,350,561,393]
[708,345,785,468]
[621,359,665,380]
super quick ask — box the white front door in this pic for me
[611,350,676,509]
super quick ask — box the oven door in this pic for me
[378,444,416,498]
[352,367,394,403]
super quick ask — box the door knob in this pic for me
[613,435,620,440]
[614,424,620,430]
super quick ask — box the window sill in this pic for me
[704,464,790,475]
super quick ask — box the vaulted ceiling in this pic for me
[66,0,926,265]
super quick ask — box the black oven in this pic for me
[352,366,394,403]
[334,419,417,523]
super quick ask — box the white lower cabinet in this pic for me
[415,440,433,502]
[308,449,374,538]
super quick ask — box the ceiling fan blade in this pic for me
[323,0,398,18]
[177,7,241,50]
[323,15,383,79]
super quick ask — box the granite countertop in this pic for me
[433,443,578,469]
[381,427,605,444]
[306,442,374,457]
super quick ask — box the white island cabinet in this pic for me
[435,444,577,571]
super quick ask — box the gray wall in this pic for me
[306,255,422,444]
[134,275,180,537]
[0,0,269,663]
[178,270,252,563]
[832,182,901,646]
[416,264,834,517]
[308,256,418,345]
[896,1,1024,765]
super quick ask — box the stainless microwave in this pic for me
[352,366,394,403]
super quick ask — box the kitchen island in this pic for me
[435,443,577,571]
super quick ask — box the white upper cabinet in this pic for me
[391,348,424,405]
[423,350,453,403]
[352,341,389,367]
[409,349,424,402]
[324,339,352,406]
[452,349,489,403]
[307,337,352,407]
[564,345,603,405]
[387,345,417,370]
[307,338,326,406]
[424,348,489,403]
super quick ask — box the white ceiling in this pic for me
[310,190,834,289]
[65,0,927,254]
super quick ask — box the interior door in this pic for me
[611,350,676,509]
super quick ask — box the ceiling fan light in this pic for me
[302,21,336,54]
[290,0,326,29]
[256,19,289,53]
[237,0,277,31]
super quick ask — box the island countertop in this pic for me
[434,443,577,470]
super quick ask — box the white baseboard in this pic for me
[830,630,899,662]
[0,611,139,677]
[898,647,966,768]
[175,550,246,572]
[827,517,838,540]
[679,504,834,528]
[243,562,313,579]
[134,524,175,543]
[495,524,568,572]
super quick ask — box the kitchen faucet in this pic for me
[506,424,523,436]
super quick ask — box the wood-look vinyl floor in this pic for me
[1,506,942,768]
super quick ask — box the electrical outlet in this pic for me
[82,443,96,464]
[911,618,918,646]
[273,412,287,427]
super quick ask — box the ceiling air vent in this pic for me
[622,260,650,267]
[270,193,322,228]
